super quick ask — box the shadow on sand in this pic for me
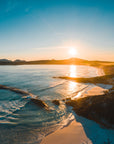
[73,112,114,144]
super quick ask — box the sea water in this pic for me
[0,65,101,144]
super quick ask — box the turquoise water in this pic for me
[0,65,100,144]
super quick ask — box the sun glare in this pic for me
[69,47,77,57]
[69,65,77,78]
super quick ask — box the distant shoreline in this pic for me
[0,58,114,66]
[41,65,114,144]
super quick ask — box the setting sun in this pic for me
[69,48,77,57]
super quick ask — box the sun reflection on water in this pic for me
[67,65,79,97]
[69,65,77,78]
[67,65,88,99]
[68,81,78,93]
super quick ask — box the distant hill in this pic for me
[14,59,26,63]
[0,59,12,63]
[0,58,113,66]
[27,58,88,65]
[0,59,26,65]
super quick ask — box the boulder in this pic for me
[52,100,60,105]
[66,91,114,129]
[31,98,49,110]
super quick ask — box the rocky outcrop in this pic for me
[0,84,49,111]
[55,74,114,85]
[31,98,49,111]
[66,91,114,128]
[0,85,34,97]
[52,100,60,105]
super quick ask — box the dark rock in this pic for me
[0,85,33,96]
[66,98,71,101]
[66,92,114,129]
[62,98,71,102]
[31,98,49,110]
[0,84,49,111]
[62,99,65,101]
[52,100,60,105]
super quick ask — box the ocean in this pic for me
[0,65,103,144]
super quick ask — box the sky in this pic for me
[0,0,114,61]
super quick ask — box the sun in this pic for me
[69,47,77,57]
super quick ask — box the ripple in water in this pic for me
[0,65,101,143]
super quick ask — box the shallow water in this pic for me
[0,65,101,144]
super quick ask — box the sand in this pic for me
[41,120,92,144]
[84,86,105,96]
[41,85,112,144]
[41,86,105,144]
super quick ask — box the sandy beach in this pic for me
[41,86,113,144]
[41,119,92,144]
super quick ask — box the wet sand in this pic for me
[41,86,107,144]
[41,120,92,144]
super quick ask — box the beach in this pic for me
[41,85,114,144]
[41,65,114,144]
[0,65,113,144]
[0,0,114,143]
[41,119,92,144]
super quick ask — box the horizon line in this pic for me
[0,57,114,63]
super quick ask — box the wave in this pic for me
[70,85,89,98]
[37,80,66,92]
[0,84,35,97]
[0,99,27,124]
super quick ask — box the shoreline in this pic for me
[0,64,113,144]
[40,84,114,144]
[40,119,92,144]
[40,67,111,144]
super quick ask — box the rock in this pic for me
[0,85,34,96]
[66,98,71,101]
[31,98,49,110]
[52,100,60,105]
[62,98,71,102]
[66,92,114,129]
[0,84,50,111]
